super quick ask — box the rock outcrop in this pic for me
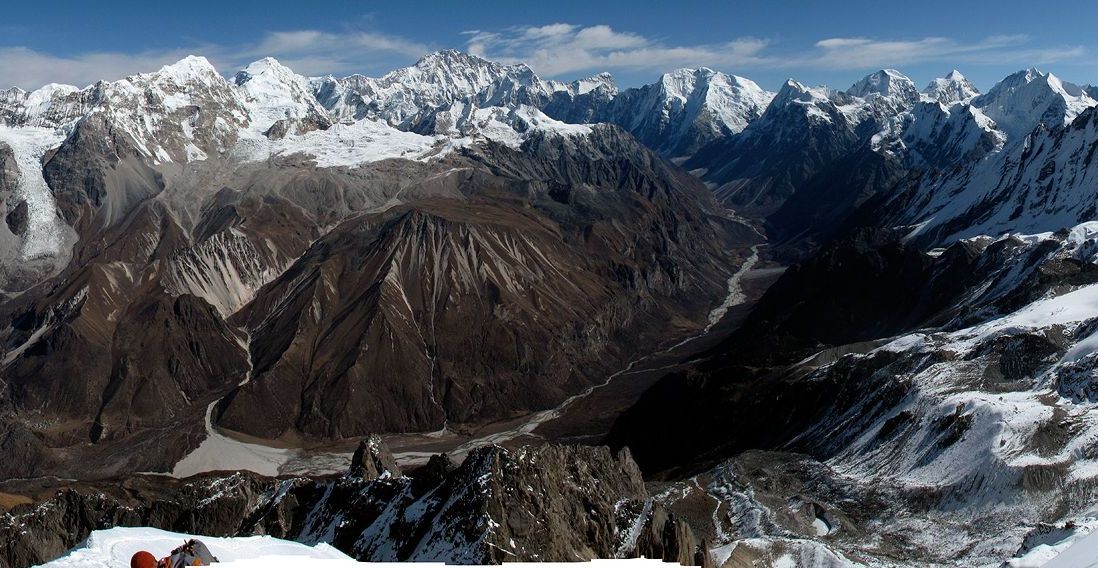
[0,443,706,568]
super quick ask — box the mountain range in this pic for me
[3,49,1098,567]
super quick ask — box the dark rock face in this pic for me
[42,113,165,229]
[0,423,46,479]
[91,294,250,443]
[0,143,14,195]
[0,444,706,568]
[682,83,878,221]
[608,227,1098,475]
[213,128,745,441]
[876,106,1098,247]
[3,202,25,237]
[541,86,615,125]
[348,434,402,479]
[626,503,711,567]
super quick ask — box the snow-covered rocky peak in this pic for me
[0,53,259,169]
[113,55,243,117]
[847,69,919,105]
[60,55,255,163]
[655,68,773,122]
[594,67,773,157]
[698,70,774,133]
[761,79,843,126]
[771,79,824,104]
[922,70,980,104]
[895,103,1098,244]
[316,49,550,130]
[234,57,294,83]
[432,102,593,149]
[658,67,708,99]
[378,49,528,103]
[234,57,331,136]
[409,49,508,85]
[0,83,88,129]
[561,71,617,96]
[971,67,1097,141]
[895,99,1004,167]
[147,55,222,87]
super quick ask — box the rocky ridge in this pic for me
[0,442,708,568]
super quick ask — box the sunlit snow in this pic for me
[0,125,68,259]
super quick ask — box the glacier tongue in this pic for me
[0,125,69,259]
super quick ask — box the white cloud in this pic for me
[806,34,1076,68]
[0,29,432,90]
[0,46,203,89]
[464,23,770,77]
[0,23,1087,91]
[463,23,1086,79]
[237,29,430,76]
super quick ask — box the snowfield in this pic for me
[1041,526,1098,568]
[231,118,445,168]
[36,527,688,567]
[1004,519,1098,567]
[36,527,353,567]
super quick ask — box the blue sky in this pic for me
[1,0,1096,92]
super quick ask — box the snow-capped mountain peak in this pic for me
[545,71,617,98]
[847,69,919,104]
[922,69,980,104]
[240,56,292,74]
[764,79,836,121]
[399,49,512,91]
[971,67,1097,140]
[148,54,222,86]
[603,67,773,156]
[313,49,549,129]
[659,67,707,99]
[234,56,311,90]
[0,83,84,128]
[570,71,617,95]
[414,48,498,72]
[896,99,1004,167]
[234,57,331,135]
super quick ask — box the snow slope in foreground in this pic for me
[1041,526,1098,568]
[36,527,353,567]
[36,527,684,567]
[1004,520,1098,568]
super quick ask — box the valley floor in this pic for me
[161,247,785,476]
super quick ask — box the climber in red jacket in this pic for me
[131,539,219,567]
